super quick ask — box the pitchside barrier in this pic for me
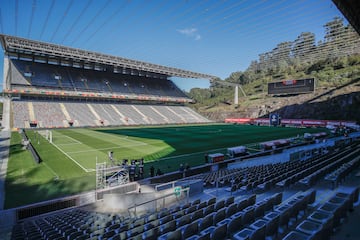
[225,118,357,128]
[21,130,41,164]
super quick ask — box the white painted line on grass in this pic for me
[67,142,147,154]
[117,141,147,147]
[59,135,83,144]
[42,162,60,179]
[120,136,148,145]
[49,141,91,173]
[86,131,147,146]
[155,147,228,161]
[57,142,82,146]
[51,134,83,145]
[67,146,122,154]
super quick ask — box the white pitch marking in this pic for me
[81,130,146,146]
[67,142,147,154]
[155,147,228,161]
[57,142,82,146]
[65,135,82,144]
[42,162,60,179]
[67,146,123,154]
[49,140,91,173]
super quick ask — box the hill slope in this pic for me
[188,55,360,123]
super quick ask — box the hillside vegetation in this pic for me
[187,17,360,122]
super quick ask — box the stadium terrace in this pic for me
[0,34,217,129]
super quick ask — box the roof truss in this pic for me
[0,34,217,80]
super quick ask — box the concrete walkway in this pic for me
[0,130,11,210]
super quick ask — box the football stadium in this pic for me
[0,1,360,240]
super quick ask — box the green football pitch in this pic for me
[5,124,325,208]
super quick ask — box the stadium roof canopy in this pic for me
[0,34,217,81]
[332,0,360,36]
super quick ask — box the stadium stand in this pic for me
[6,56,212,129]
[6,52,213,129]
[9,59,188,99]
[11,100,210,128]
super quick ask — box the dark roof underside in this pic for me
[0,34,217,81]
[332,0,360,36]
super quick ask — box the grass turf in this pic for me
[5,124,325,208]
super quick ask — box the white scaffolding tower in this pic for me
[96,162,129,190]
[96,162,106,191]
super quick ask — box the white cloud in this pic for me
[177,28,201,41]
[178,28,197,35]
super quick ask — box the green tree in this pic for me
[292,32,316,61]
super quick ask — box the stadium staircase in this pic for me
[131,105,151,124]
[150,106,170,124]
[27,103,36,124]
[86,104,102,126]
[59,103,72,127]
[110,105,128,125]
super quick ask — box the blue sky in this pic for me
[0,0,345,91]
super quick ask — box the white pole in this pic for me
[49,131,53,143]
[234,85,239,105]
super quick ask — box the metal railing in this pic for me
[127,186,189,218]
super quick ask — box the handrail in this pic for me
[154,180,178,191]
[127,186,190,217]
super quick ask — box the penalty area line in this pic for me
[49,141,92,173]
[57,142,82,146]
[157,147,228,161]
[64,135,82,144]
[67,143,146,154]
[85,131,147,146]
[42,162,60,179]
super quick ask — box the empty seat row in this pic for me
[298,144,360,187]
[283,187,359,240]
[324,155,360,189]
[157,192,284,240]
